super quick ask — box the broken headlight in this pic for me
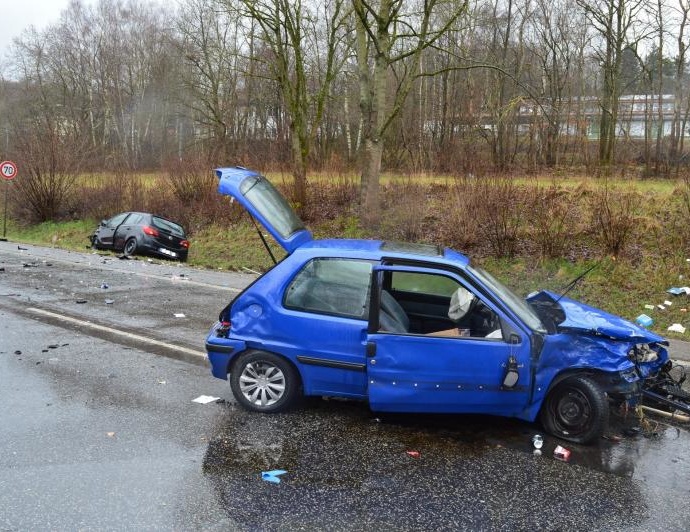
[628,343,660,363]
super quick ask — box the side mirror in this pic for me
[509,333,521,345]
[100,220,107,227]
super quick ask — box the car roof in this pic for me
[295,238,470,268]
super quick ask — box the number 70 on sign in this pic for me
[1,161,17,180]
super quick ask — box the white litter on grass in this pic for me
[192,395,220,404]
[174,313,186,318]
[668,323,687,334]
[664,300,674,306]
[644,304,655,310]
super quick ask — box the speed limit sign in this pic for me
[1,161,17,180]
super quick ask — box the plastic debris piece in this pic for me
[682,308,688,313]
[17,246,28,251]
[158,380,167,385]
[667,287,690,295]
[406,450,421,458]
[532,434,544,449]
[105,299,115,305]
[76,299,87,304]
[657,304,666,310]
[101,283,109,289]
[636,314,653,327]
[106,432,115,437]
[192,395,220,404]
[261,470,287,484]
[14,350,21,355]
[553,445,571,461]
[174,313,186,318]
[664,300,673,306]
[668,323,686,334]
[644,304,655,310]
[48,344,58,349]
[0,267,5,272]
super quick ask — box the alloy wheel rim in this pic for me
[239,361,286,407]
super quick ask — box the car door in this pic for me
[98,212,131,248]
[113,213,142,250]
[366,265,534,418]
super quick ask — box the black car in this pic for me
[91,212,190,261]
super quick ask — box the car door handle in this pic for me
[366,341,377,357]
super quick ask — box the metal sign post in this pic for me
[0,160,18,241]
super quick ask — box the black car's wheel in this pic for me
[123,237,138,257]
[230,351,299,413]
[540,375,609,445]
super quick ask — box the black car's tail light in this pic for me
[181,240,190,248]
[143,225,160,237]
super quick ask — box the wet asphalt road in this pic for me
[2,241,690,530]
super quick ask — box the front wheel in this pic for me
[539,375,609,445]
[230,351,299,413]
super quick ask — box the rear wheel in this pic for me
[540,375,609,444]
[230,351,299,413]
[123,237,137,257]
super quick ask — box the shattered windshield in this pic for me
[469,266,546,333]
[240,175,306,239]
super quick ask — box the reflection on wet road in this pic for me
[203,399,690,530]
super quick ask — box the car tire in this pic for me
[539,375,609,445]
[123,237,138,257]
[230,351,299,413]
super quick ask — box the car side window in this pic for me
[380,271,503,340]
[284,259,373,319]
[126,214,143,225]
[108,213,130,227]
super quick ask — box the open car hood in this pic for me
[216,167,313,253]
[528,290,666,344]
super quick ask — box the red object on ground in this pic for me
[553,445,571,461]
[406,450,421,458]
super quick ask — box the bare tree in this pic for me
[577,0,647,167]
[177,0,242,161]
[354,0,467,228]
[234,0,349,212]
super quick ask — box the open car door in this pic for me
[366,265,534,418]
[215,167,313,254]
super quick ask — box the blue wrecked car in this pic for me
[205,167,669,444]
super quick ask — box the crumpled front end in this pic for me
[523,289,669,420]
[524,332,669,421]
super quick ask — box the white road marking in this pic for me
[0,244,243,293]
[26,307,207,360]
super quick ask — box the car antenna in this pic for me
[555,260,601,303]
[247,212,277,265]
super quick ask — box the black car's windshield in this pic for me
[468,266,546,333]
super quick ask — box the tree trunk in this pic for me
[360,137,382,228]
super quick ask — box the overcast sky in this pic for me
[0,0,78,58]
[0,0,101,57]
